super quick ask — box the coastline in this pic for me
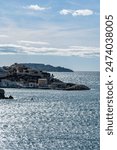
[0,64,90,91]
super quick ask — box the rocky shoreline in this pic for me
[0,63,90,92]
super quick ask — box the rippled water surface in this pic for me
[0,72,100,150]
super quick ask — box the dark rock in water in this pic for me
[0,89,5,99]
[0,89,14,99]
[9,95,14,99]
[65,84,90,90]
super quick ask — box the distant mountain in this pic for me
[21,63,73,72]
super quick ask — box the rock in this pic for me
[65,84,90,90]
[0,89,14,99]
[49,82,66,90]
[49,82,90,90]
[9,95,14,99]
[0,89,5,99]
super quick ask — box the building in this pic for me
[38,78,47,87]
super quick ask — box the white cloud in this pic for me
[73,9,93,16]
[60,9,72,15]
[24,5,48,11]
[0,44,99,57]
[60,9,93,16]
[0,35,9,38]
[18,40,50,46]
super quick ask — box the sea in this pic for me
[0,71,100,150]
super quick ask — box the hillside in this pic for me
[21,63,73,72]
[0,63,89,90]
[0,67,7,77]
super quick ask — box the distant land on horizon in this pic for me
[20,63,73,72]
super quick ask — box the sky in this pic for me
[0,0,100,71]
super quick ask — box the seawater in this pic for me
[0,72,100,150]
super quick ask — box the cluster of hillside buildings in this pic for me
[0,63,54,88]
[0,63,90,90]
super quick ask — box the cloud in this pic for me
[0,44,99,57]
[0,44,24,54]
[60,9,93,16]
[0,35,9,38]
[24,5,48,11]
[72,9,93,16]
[60,9,72,15]
[18,40,50,46]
